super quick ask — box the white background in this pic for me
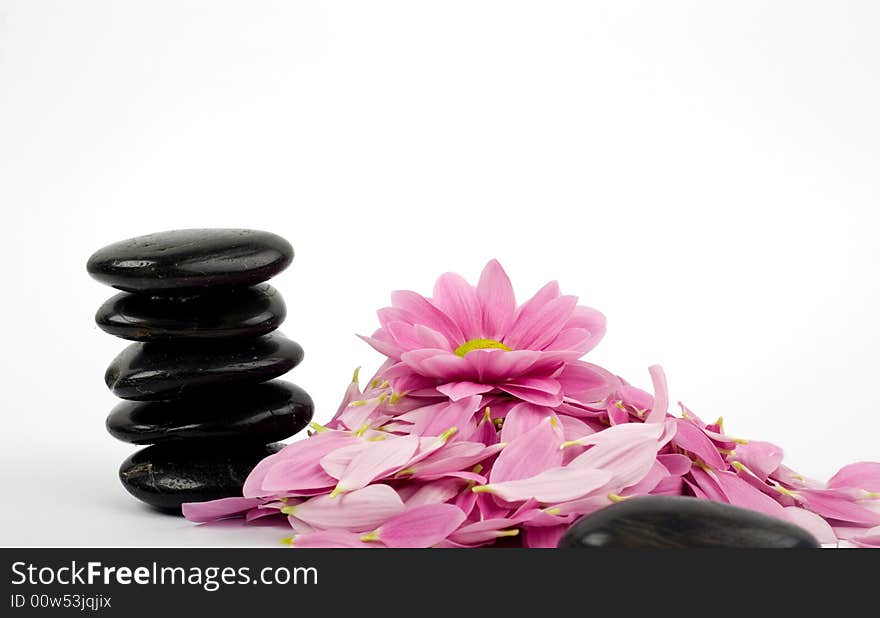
[1,1,879,547]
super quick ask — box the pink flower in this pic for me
[360,260,614,407]
[182,260,880,548]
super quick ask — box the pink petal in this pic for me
[711,470,788,518]
[644,365,669,423]
[436,381,494,401]
[476,493,510,520]
[335,398,383,432]
[476,467,613,503]
[505,281,560,349]
[245,507,284,522]
[334,435,421,494]
[684,479,710,500]
[618,384,654,411]
[557,362,616,403]
[402,434,462,470]
[621,461,670,496]
[827,462,880,492]
[477,259,516,340]
[772,465,825,490]
[252,433,358,496]
[509,295,578,351]
[463,348,545,383]
[657,453,692,476]
[371,504,467,548]
[290,530,377,548]
[732,464,798,507]
[512,500,575,527]
[432,272,483,341]
[491,417,563,483]
[448,518,522,546]
[391,290,465,344]
[569,419,666,447]
[403,478,466,507]
[319,442,367,479]
[550,494,614,518]
[830,525,869,541]
[543,328,595,357]
[182,497,262,523]
[567,421,665,482]
[783,507,837,545]
[473,409,501,445]
[386,321,452,352]
[409,442,505,478]
[453,486,478,518]
[499,402,556,442]
[688,468,728,502]
[732,441,784,480]
[592,440,660,491]
[524,525,567,548]
[558,414,596,442]
[607,402,631,425]
[796,490,880,525]
[652,476,685,495]
[671,419,727,470]
[555,401,606,419]
[498,377,564,407]
[419,471,487,483]
[412,396,483,438]
[358,331,403,359]
[850,525,880,548]
[400,348,468,380]
[562,305,607,343]
[288,485,405,531]
[330,369,363,423]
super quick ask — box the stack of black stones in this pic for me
[86,229,313,514]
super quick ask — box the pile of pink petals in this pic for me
[183,260,880,548]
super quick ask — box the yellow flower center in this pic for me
[454,338,511,357]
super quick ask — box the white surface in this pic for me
[1,1,879,547]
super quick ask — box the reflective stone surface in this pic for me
[119,442,284,513]
[105,333,304,400]
[107,380,313,444]
[557,496,820,549]
[95,284,286,341]
[86,229,293,293]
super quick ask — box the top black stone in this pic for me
[86,229,294,293]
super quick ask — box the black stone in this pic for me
[105,333,304,400]
[106,380,313,444]
[95,284,286,342]
[557,496,819,548]
[119,443,284,513]
[86,229,293,293]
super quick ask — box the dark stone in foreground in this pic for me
[95,284,287,341]
[106,380,313,444]
[558,496,819,549]
[119,442,283,513]
[105,333,304,400]
[86,229,293,293]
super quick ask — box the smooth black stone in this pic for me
[86,229,293,293]
[95,284,287,341]
[558,496,819,549]
[105,333,304,401]
[106,380,313,444]
[119,443,283,513]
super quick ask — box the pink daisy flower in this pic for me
[182,260,880,548]
[361,260,615,407]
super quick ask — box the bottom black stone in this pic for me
[557,496,820,549]
[119,442,283,513]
